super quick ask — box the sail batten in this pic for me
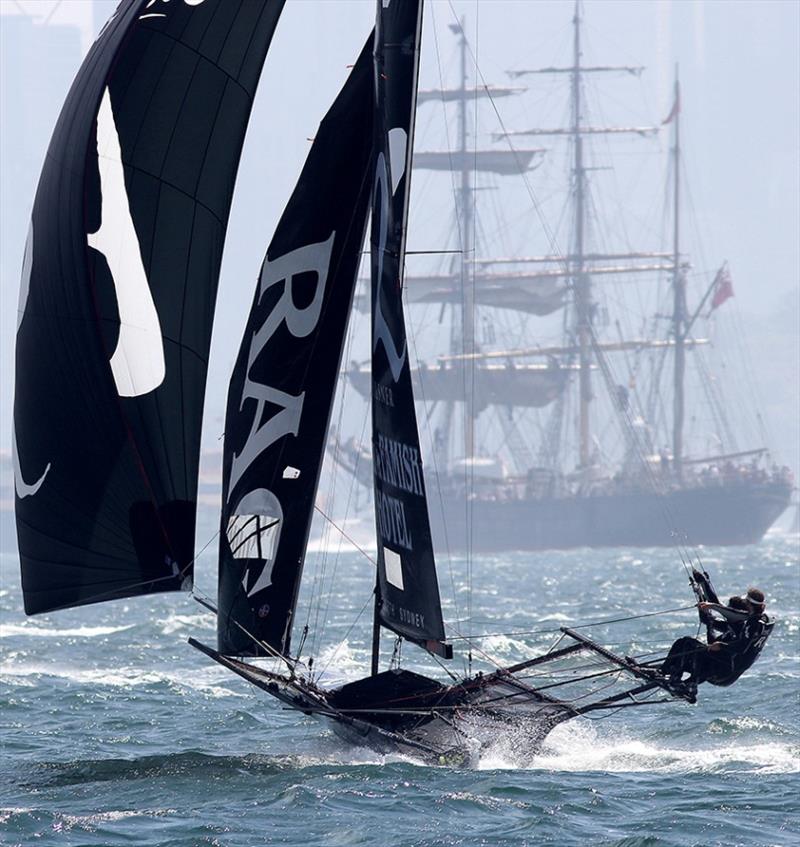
[216,35,375,658]
[15,0,285,616]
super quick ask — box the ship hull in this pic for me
[430,481,792,551]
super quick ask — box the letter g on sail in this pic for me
[372,152,407,383]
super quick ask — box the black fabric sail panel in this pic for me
[217,37,374,658]
[14,0,284,615]
[371,0,448,653]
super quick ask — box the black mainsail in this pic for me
[14,0,284,614]
[217,38,375,658]
[370,0,449,657]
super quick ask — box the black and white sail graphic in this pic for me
[14,0,284,615]
[217,38,375,657]
[371,0,449,656]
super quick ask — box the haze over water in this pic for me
[2,535,798,846]
[1,2,798,845]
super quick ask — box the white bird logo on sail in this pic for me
[88,88,165,398]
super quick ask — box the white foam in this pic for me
[0,661,245,698]
[0,623,133,639]
[477,720,800,774]
[155,613,213,636]
[310,639,366,687]
[480,633,531,658]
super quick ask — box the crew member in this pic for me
[661,585,772,698]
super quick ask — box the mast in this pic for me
[670,71,686,479]
[571,2,592,469]
[370,0,451,672]
[507,2,658,475]
[455,20,476,459]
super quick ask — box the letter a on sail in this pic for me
[88,89,165,397]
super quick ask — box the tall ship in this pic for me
[338,6,793,552]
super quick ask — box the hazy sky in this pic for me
[1,0,798,480]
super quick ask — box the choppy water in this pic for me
[1,534,798,846]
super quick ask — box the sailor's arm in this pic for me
[698,602,750,623]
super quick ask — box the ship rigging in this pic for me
[336,2,792,552]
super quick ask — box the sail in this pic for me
[217,37,375,658]
[416,85,524,103]
[371,0,449,657]
[354,272,565,315]
[352,362,571,411]
[414,149,543,174]
[14,0,284,615]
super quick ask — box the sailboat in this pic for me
[337,5,793,552]
[15,0,758,766]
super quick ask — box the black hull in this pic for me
[190,631,689,768]
[429,481,792,552]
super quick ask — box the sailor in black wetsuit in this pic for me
[661,574,773,699]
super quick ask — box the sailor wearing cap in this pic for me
[660,584,772,700]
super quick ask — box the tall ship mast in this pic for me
[340,3,792,551]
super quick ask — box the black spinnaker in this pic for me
[370,0,449,656]
[217,37,375,658]
[14,0,284,614]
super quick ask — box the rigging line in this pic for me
[307,304,365,656]
[312,504,377,567]
[588,327,699,576]
[406,281,460,626]
[445,603,697,641]
[430,8,466,260]
[312,590,374,684]
[445,1,568,265]
[467,0,482,660]
[311,401,372,660]
[430,9,470,679]
[190,585,300,673]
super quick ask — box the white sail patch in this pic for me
[387,128,407,194]
[141,0,208,18]
[88,88,165,398]
[383,547,404,590]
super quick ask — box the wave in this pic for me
[0,623,134,639]
[476,720,800,774]
[0,661,245,698]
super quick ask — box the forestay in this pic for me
[217,37,375,657]
[371,0,449,657]
[15,0,284,615]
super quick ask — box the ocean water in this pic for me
[1,535,798,847]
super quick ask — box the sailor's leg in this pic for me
[661,637,704,681]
